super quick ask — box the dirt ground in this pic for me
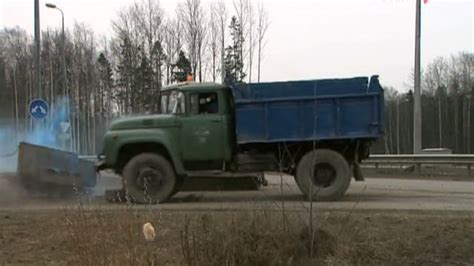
[1,173,473,212]
[0,207,473,266]
[0,172,473,265]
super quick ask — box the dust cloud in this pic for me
[0,134,22,203]
[0,98,71,203]
[0,173,28,204]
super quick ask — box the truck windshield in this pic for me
[161,90,185,114]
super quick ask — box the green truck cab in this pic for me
[99,82,240,203]
[98,77,384,204]
[100,82,235,173]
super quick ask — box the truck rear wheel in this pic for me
[295,149,351,201]
[122,153,176,204]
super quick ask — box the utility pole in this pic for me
[34,0,42,99]
[413,0,422,154]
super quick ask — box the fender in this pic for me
[102,128,185,175]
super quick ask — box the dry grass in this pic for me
[59,203,166,266]
[58,203,337,266]
[0,206,473,266]
[179,210,336,266]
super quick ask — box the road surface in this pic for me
[1,173,473,212]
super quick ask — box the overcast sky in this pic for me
[1,0,472,91]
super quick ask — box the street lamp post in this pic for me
[34,0,41,99]
[46,3,72,151]
[413,0,422,154]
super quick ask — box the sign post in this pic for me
[59,121,71,150]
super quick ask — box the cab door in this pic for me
[180,91,226,162]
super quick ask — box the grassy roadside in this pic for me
[0,207,473,266]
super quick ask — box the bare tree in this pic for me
[178,0,206,81]
[215,0,227,82]
[111,0,166,115]
[447,55,462,152]
[3,29,28,139]
[134,0,164,89]
[196,13,207,82]
[457,52,473,153]
[163,18,183,85]
[208,2,221,82]
[256,2,269,82]
[424,57,448,147]
[247,3,257,83]
[233,0,250,81]
[1,28,32,141]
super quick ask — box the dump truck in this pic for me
[95,76,384,203]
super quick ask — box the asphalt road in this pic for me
[0,173,473,212]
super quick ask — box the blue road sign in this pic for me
[29,99,49,119]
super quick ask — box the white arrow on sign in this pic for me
[31,105,47,115]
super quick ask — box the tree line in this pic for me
[0,0,472,155]
[372,52,474,154]
[0,0,269,154]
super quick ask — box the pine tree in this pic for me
[116,36,135,113]
[172,50,192,83]
[151,40,167,91]
[97,53,113,115]
[224,16,246,84]
[134,52,154,113]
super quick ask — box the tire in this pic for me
[170,176,184,197]
[122,153,177,204]
[295,149,351,201]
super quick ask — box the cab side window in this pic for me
[190,92,219,114]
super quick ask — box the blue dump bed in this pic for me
[231,76,384,144]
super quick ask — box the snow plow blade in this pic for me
[17,142,97,192]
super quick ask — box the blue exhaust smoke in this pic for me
[26,97,70,149]
[0,97,71,172]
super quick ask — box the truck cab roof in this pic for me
[161,82,228,92]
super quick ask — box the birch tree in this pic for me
[178,0,206,81]
[215,0,227,82]
[208,2,220,82]
[256,2,269,82]
[163,18,183,85]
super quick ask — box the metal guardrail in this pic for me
[364,154,474,175]
[79,155,97,161]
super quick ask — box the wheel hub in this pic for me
[313,163,336,188]
[137,167,163,190]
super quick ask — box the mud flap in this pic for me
[17,142,97,192]
[353,140,364,181]
[353,163,364,181]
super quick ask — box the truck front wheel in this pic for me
[295,149,351,201]
[122,153,177,204]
